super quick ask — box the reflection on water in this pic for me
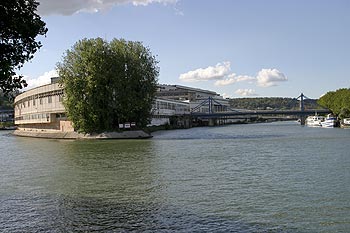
[1,122,350,232]
[2,194,262,232]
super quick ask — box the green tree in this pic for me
[0,0,47,94]
[318,91,335,110]
[339,108,350,119]
[318,88,350,116]
[109,39,159,127]
[57,38,159,133]
[0,89,18,108]
[57,38,112,133]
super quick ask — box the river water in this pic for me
[1,122,350,232]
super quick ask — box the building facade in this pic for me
[149,98,190,126]
[14,79,74,132]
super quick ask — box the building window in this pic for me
[40,98,43,105]
[48,96,52,103]
[58,95,63,102]
[28,101,30,107]
[33,99,36,106]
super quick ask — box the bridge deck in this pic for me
[190,109,331,118]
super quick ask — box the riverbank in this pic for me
[13,130,152,139]
[0,122,16,130]
[12,118,298,139]
[147,117,295,133]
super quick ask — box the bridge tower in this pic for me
[299,93,306,125]
[299,93,305,112]
[208,97,216,126]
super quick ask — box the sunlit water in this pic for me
[1,122,350,232]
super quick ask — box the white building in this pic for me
[149,98,190,126]
[14,78,74,132]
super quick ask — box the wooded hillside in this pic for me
[229,97,322,110]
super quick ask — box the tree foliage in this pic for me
[0,0,47,94]
[318,88,350,118]
[0,89,19,108]
[57,38,159,133]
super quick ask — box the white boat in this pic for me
[305,115,324,127]
[341,118,350,128]
[321,114,338,128]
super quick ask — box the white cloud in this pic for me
[235,89,258,97]
[256,68,287,87]
[132,0,177,6]
[179,61,288,90]
[213,68,287,88]
[25,70,58,90]
[214,73,255,86]
[37,0,178,15]
[179,62,231,82]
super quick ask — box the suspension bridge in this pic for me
[190,93,331,125]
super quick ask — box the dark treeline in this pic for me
[0,91,18,109]
[229,97,322,110]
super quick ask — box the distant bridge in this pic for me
[190,93,331,125]
[191,109,331,118]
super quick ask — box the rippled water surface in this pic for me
[1,122,350,232]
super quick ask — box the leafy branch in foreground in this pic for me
[0,0,47,94]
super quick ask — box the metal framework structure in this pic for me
[189,93,331,124]
[190,96,242,114]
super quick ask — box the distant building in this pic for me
[156,84,230,114]
[0,108,14,123]
[189,96,230,113]
[156,84,220,101]
[149,98,190,126]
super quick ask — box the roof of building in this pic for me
[158,84,218,95]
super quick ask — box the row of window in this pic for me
[153,100,190,112]
[16,113,50,121]
[16,89,64,103]
[196,106,228,113]
[157,92,214,98]
[151,115,174,119]
[17,95,63,109]
[15,113,67,122]
[157,91,192,96]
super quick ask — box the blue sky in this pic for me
[20,0,350,99]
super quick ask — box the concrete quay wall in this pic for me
[13,130,152,140]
